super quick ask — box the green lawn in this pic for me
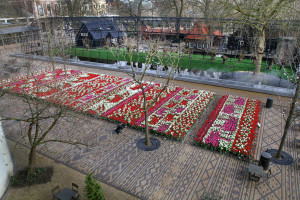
[70,47,295,80]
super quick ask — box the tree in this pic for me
[220,0,296,75]
[60,0,91,17]
[84,174,105,200]
[170,0,185,17]
[0,16,89,178]
[0,0,29,18]
[275,24,300,158]
[189,0,234,18]
[276,74,300,158]
[111,39,181,146]
[0,64,88,178]
[153,0,185,17]
[115,0,146,17]
[189,0,214,18]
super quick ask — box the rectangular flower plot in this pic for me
[0,69,82,97]
[0,69,215,141]
[103,86,215,140]
[194,95,261,160]
[46,73,129,106]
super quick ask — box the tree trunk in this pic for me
[26,145,37,178]
[276,76,300,158]
[137,0,142,17]
[253,30,265,75]
[138,62,142,68]
[144,107,151,146]
[116,0,120,15]
[32,0,38,19]
[211,55,216,61]
[176,18,180,40]
[268,59,274,70]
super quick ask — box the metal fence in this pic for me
[1,17,299,88]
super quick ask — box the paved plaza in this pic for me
[1,65,299,200]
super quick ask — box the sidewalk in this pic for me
[4,140,140,200]
[1,61,298,200]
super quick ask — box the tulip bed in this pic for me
[0,68,215,141]
[194,95,261,160]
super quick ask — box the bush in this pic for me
[11,167,53,187]
[84,174,105,200]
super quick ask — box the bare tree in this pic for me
[42,18,73,71]
[275,27,300,158]
[60,0,91,17]
[115,0,145,17]
[0,0,28,18]
[0,17,88,178]
[153,0,185,17]
[189,0,234,18]
[0,64,88,178]
[276,73,300,158]
[111,39,181,146]
[220,0,296,75]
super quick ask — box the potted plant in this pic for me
[238,52,244,62]
[221,55,228,64]
[209,50,217,61]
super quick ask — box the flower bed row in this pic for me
[0,69,215,141]
[194,95,261,160]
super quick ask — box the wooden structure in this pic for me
[75,19,126,48]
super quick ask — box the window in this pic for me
[189,42,194,48]
[47,4,52,16]
[54,4,59,15]
[239,40,244,47]
[197,43,202,49]
[41,22,46,32]
[97,11,104,15]
[38,4,44,16]
[108,25,114,31]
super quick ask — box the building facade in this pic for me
[6,0,108,19]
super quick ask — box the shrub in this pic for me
[84,174,105,200]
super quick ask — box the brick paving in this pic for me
[0,65,299,200]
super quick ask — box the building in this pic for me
[76,19,126,48]
[6,0,108,19]
[141,25,189,41]
[185,24,224,52]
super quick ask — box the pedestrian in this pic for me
[115,123,126,134]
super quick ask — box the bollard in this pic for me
[266,98,273,108]
[259,152,272,171]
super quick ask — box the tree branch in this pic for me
[36,110,63,144]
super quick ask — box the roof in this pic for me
[80,20,126,40]
[185,24,223,40]
[0,25,38,35]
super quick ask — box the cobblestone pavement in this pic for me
[1,65,299,200]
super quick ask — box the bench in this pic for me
[243,163,271,182]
